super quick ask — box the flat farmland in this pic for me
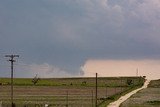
[0,77,145,107]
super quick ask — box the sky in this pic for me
[0,0,160,79]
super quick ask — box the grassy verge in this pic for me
[120,80,160,107]
[98,85,144,107]
[0,77,144,87]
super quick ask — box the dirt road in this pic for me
[107,80,150,107]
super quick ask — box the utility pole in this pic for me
[136,68,138,77]
[95,73,98,107]
[5,55,19,107]
[91,90,93,107]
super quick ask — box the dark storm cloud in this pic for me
[0,0,160,77]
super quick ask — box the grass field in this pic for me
[0,77,145,107]
[120,79,160,107]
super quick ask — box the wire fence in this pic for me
[0,86,129,107]
[0,77,145,107]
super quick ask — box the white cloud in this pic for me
[15,63,74,78]
[28,63,73,78]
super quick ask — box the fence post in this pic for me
[91,90,93,107]
[66,91,68,107]
[0,101,2,107]
[95,73,98,107]
[106,86,107,98]
[121,78,122,93]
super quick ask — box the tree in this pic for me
[32,74,40,85]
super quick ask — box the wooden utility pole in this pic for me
[95,73,98,107]
[5,55,19,107]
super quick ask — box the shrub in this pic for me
[126,79,133,86]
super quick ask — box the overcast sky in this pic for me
[0,0,160,79]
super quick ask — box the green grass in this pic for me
[0,77,145,107]
[0,77,145,87]
[146,100,160,105]
[99,85,143,107]
[120,79,160,107]
[148,79,160,88]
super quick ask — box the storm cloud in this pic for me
[0,0,160,78]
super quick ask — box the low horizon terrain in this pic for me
[0,76,145,107]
